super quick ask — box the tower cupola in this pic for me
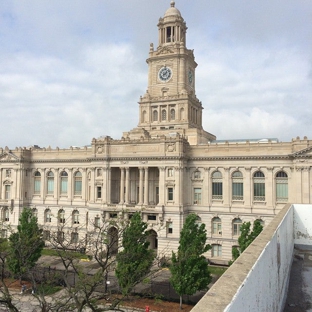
[158,1,187,47]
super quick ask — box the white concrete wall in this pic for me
[192,204,295,312]
[293,204,312,246]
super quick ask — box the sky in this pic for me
[0,0,311,148]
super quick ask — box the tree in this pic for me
[7,208,44,282]
[232,220,263,262]
[116,212,155,296]
[170,214,211,310]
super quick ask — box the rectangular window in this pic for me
[194,188,202,204]
[47,179,54,194]
[43,230,50,240]
[213,222,222,235]
[212,245,222,257]
[148,215,157,221]
[34,179,41,194]
[167,222,173,234]
[232,182,243,200]
[276,182,288,202]
[60,179,68,194]
[74,181,82,195]
[109,213,117,219]
[254,182,265,201]
[5,185,10,200]
[233,224,241,236]
[94,217,100,228]
[97,186,102,199]
[71,232,79,244]
[168,188,174,201]
[212,182,223,199]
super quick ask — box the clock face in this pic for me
[158,66,172,82]
[188,70,193,84]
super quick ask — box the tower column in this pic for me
[138,167,144,205]
[144,167,149,205]
[125,167,130,204]
[119,168,125,204]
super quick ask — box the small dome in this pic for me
[164,1,181,17]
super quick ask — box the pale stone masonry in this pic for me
[0,1,311,263]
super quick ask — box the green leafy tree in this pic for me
[170,214,211,310]
[7,208,44,282]
[232,220,263,262]
[116,212,155,296]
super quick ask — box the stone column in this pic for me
[107,167,112,204]
[120,168,125,204]
[81,168,87,201]
[302,167,310,204]
[244,167,251,208]
[0,169,2,199]
[266,167,274,208]
[223,168,230,207]
[125,167,130,204]
[138,167,144,205]
[54,168,59,200]
[68,168,73,202]
[102,167,108,204]
[144,167,149,205]
[158,167,166,205]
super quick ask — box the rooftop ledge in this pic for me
[192,203,312,312]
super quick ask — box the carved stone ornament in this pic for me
[97,146,103,154]
[167,143,176,152]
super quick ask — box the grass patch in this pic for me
[208,266,227,277]
[41,248,89,259]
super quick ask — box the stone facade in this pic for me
[0,2,311,263]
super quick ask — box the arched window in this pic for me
[232,171,243,200]
[232,218,242,236]
[58,209,65,224]
[212,217,222,236]
[142,110,147,122]
[212,171,223,200]
[47,171,54,194]
[74,171,82,195]
[34,171,41,194]
[72,210,79,224]
[170,109,175,120]
[60,171,68,195]
[253,171,265,201]
[3,208,9,222]
[276,171,288,202]
[153,110,158,121]
[161,109,167,121]
[45,209,51,223]
[212,244,222,257]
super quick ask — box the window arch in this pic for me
[45,209,51,223]
[276,171,288,202]
[232,218,242,236]
[232,171,243,200]
[142,110,147,122]
[74,171,82,195]
[153,110,158,121]
[60,171,68,195]
[161,109,167,121]
[58,209,65,224]
[170,109,175,120]
[253,171,265,201]
[212,217,222,236]
[34,171,41,194]
[212,171,223,200]
[72,210,79,224]
[47,171,54,195]
[2,207,9,222]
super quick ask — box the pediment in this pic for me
[156,46,174,55]
[0,152,20,161]
[291,146,312,158]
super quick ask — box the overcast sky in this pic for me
[1,0,311,148]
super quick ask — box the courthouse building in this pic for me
[0,2,311,263]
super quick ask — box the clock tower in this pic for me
[124,1,216,145]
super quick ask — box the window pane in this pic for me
[34,179,41,193]
[47,179,54,194]
[61,178,68,194]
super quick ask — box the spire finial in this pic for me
[171,1,175,7]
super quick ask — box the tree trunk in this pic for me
[180,295,183,310]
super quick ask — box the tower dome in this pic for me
[164,1,181,18]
